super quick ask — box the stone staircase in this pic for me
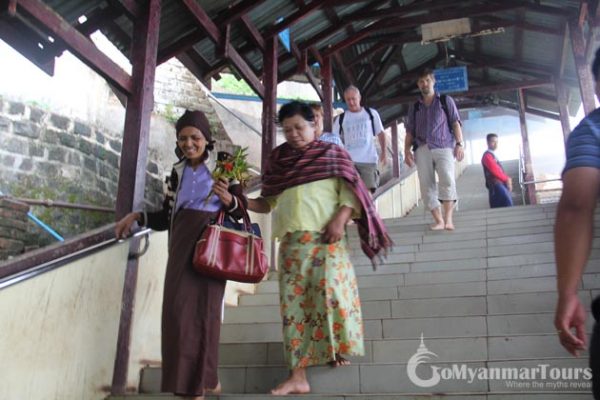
[109,200,600,400]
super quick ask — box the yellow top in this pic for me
[266,177,361,239]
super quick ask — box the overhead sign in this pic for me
[434,66,468,93]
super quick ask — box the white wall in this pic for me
[0,242,129,400]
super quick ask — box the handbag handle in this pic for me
[216,195,254,233]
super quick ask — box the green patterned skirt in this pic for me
[278,230,365,369]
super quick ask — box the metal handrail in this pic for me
[206,91,262,136]
[0,227,151,290]
[13,197,114,213]
[521,178,562,186]
[519,178,562,205]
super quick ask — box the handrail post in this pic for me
[111,0,161,395]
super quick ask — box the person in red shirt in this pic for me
[481,133,513,208]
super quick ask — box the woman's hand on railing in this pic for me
[115,212,141,239]
[404,151,415,168]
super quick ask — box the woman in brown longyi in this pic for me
[115,110,243,399]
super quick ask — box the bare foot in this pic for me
[205,381,221,395]
[328,354,351,367]
[430,222,445,230]
[270,377,311,395]
[445,222,455,231]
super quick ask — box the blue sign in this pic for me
[434,66,468,93]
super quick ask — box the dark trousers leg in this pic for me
[488,183,513,208]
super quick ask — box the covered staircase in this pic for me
[110,166,599,399]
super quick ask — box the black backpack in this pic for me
[411,94,453,151]
[337,107,377,144]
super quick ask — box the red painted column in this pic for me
[555,79,571,142]
[391,121,400,178]
[112,0,161,395]
[322,55,333,133]
[569,19,596,116]
[261,36,278,172]
[517,89,537,205]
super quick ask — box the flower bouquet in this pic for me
[205,147,250,204]
[213,147,251,185]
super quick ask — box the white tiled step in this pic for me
[217,334,583,366]
[107,395,593,400]
[220,311,591,344]
[137,357,590,395]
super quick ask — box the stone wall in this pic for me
[0,98,165,252]
[154,59,240,157]
[0,197,29,260]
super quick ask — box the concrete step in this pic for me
[137,356,591,395]
[109,393,593,399]
[217,331,588,367]
[221,309,588,344]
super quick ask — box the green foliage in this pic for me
[213,74,255,96]
[162,104,179,124]
[25,100,51,110]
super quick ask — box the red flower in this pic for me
[223,162,234,172]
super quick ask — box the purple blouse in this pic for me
[174,163,221,214]
[406,94,461,150]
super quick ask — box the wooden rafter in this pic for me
[0,18,55,75]
[157,0,266,64]
[10,0,132,95]
[180,0,264,98]
[107,0,141,19]
[264,0,333,39]
[370,78,552,106]
[240,14,265,51]
[364,46,398,96]
[344,0,478,21]
[297,0,389,51]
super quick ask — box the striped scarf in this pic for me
[261,140,392,268]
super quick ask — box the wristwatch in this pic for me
[455,141,463,147]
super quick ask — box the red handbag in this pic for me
[192,199,268,283]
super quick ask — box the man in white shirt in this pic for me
[333,86,387,192]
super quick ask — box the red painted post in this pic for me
[517,89,537,205]
[261,36,278,173]
[112,0,161,395]
[322,55,333,133]
[555,79,571,142]
[391,121,400,178]
[569,19,596,115]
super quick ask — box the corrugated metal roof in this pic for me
[1,0,594,125]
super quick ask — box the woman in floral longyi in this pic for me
[248,101,392,395]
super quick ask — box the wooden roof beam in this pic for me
[11,0,132,95]
[107,0,141,19]
[343,0,479,21]
[370,78,552,106]
[297,0,389,51]
[240,14,265,51]
[157,0,266,64]
[347,42,388,67]
[479,15,564,36]
[290,42,323,100]
[264,0,333,39]
[364,46,398,95]
[318,3,521,58]
[0,20,55,75]
[220,0,268,25]
[181,0,264,98]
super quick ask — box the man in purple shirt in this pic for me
[404,68,465,230]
